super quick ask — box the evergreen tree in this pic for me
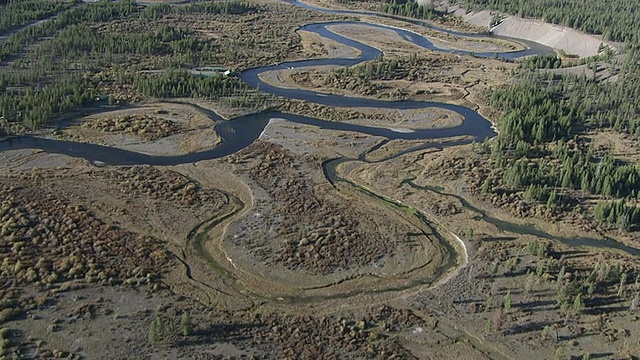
[181,311,192,337]
[503,289,512,312]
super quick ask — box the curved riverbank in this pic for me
[2,2,634,306]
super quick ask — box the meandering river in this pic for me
[2,13,545,163]
[2,1,638,261]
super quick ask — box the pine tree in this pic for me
[546,190,557,208]
[572,293,583,315]
[541,325,550,340]
[525,271,536,294]
[503,290,512,312]
[485,294,494,311]
[490,261,500,275]
[484,319,492,334]
[618,272,628,297]
[481,178,492,193]
[630,292,639,312]
[181,311,192,337]
[149,318,160,344]
[536,260,546,277]
[556,266,566,290]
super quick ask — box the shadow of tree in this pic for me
[561,330,598,341]
[514,298,556,311]
[504,320,554,335]
[176,322,265,347]
[550,249,589,260]
[583,305,628,315]
[453,298,485,304]
[587,294,624,305]
[586,352,615,359]
[481,236,518,242]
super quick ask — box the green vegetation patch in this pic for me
[466,0,640,233]
[0,0,279,132]
[0,0,73,34]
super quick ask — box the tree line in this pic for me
[379,0,441,21]
[462,0,640,42]
[0,0,138,61]
[0,73,94,130]
[0,0,260,131]
[594,200,640,231]
[141,0,254,20]
[519,47,615,70]
[33,23,198,59]
[490,51,640,141]
[133,69,246,99]
[492,140,640,200]
[0,0,72,34]
[472,0,640,230]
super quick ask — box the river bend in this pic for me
[1,1,637,259]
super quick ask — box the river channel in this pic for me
[1,11,548,163]
[1,0,637,299]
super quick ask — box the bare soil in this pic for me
[298,28,362,59]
